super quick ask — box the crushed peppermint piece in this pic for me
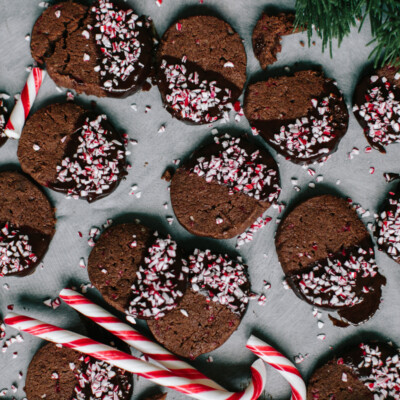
[79,258,86,269]
[236,216,272,247]
[33,144,40,151]
[317,334,326,340]
[127,235,185,319]
[158,124,166,133]
[187,249,250,315]
[130,103,137,111]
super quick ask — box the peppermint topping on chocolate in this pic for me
[271,96,336,159]
[160,58,233,123]
[127,235,185,319]
[377,195,400,261]
[353,75,400,147]
[91,0,144,90]
[192,135,280,202]
[187,249,250,315]
[71,355,131,400]
[0,222,37,276]
[0,99,7,138]
[294,247,379,308]
[357,343,400,399]
[54,114,125,200]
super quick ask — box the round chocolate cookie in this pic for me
[25,342,133,400]
[170,133,280,239]
[308,341,400,399]
[156,15,247,124]
[376,182,400,264]
[276,195,386,326]
[353,64,400,154]
[18,102,126,203]
[148,249,251,359]
[0,98,9,147]
[244,70,349,164]
[31,0,153,98]
[88,223,186,320]
[0,171,55,277]
[252,12,298,69]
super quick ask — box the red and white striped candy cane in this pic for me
[4,67,46,139]
[59,288,224,389]
[246,335,306,400]
[5,313,266,400]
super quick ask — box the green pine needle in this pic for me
[294,0,400,67]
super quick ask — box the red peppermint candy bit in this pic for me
[127,235,185,319]
[187,249,251,315]
[353,75,400,147]
[0,222,37,276]
[192,134,281,202]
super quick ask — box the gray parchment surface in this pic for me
[0,1,399,399]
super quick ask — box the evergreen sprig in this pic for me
[294,0,400,67]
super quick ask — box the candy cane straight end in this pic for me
[4,67,46,139]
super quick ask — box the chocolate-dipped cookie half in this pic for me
[25,342,133,400]
[88,223,187,320]
[148,249,251,359]
[18,102,126,203]
[170,133,281,239]
[31,0,153,98]
[244,70,349,164]
[353,64,400,153]
[276,195,386,326]
[0,171,55,277]
[308,341,400,399]
[156,15,247,124]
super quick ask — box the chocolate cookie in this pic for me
[31,0,153,97]
[308,341,400,399]
[18,102,126,202]
[0,171,55,277]
[244,70,349,164]
[0,98,9,147]
[148,249,251,359]
[25,342,133,400]
[353,64,400,154]
[88,223,186,320]
[276,195,386,326]
[170,133,280,239]
[376,182,400,264]
[252,12,297,69]
[156,15,247,124]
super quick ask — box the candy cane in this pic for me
[4,67,46,139]
[246,335,306,400]
[59,288,224,389]
[5,313,265,400]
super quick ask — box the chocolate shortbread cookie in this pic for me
[170,133,280,239]
[31,0,153,97]
[308,341,400,399]
[25,343,133,400]
[0,171,55,277]
[156,15,246,124]
[276,195,386,326]
[244,70,349,164]
[148,249,251,359]
[18,102,126,202]
[88,223,186,320]
[353,64,400,153]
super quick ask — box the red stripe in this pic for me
[291,385,302,400]
[164,383,216,395]
[33,68,42,94]
[20,81,31,119]
[4,119,14,130]
[24,324,63,336]
[225,390,245,400]
[147,353,180,361]
[250,365,264,399]
[271,363,302,379]
[91,316,123,324]
[5,315,34,325]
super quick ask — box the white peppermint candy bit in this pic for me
[54,114,125,200]
[192,134,281,202]
[271,95,340,160]
[0,100,8,140]
[353,75,400,147]
[186,249,250,315]
[127,235,184,319]
[294,247,379,308]
[72,355,132,400]
[0,222,38,277]
[160,57,234,123]
[91,0,145,91]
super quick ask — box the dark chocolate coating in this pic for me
[31,1,153,98]
[170,134,280,239]
[244,70,349,164]
[0,99,8,148]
